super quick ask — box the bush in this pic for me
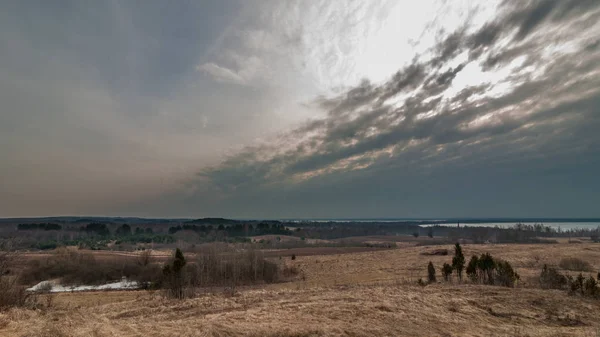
[427,261,436,283]
[282,265,300,278]
[559,257,592,272]
[0,276,36,310]
[0,251,38,310]
[494,259,520,287]
[421,249,448,256]
[466,255,479,282]
[570,274,586,295]
[583,276,599,297]
[459,252,518,287]
[478,253,496,285]
[539,265,567,289]
[441,263,453,282]
[187,246,280,289]
[20,248,148,286]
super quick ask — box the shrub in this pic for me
[458,252,518,287]
[427,261,436,283]
[0,276,36,310]
[559,257,592,272]
[20,248,146,286]
[568,274,586,295]
[539,265,567,289]
[291,254,296,261]
[421,249,448,256]
[188,246,280,288]
[412,232,419,238]
[583,276,599,297]
[441,263,453,282]
[466,255,479,282]
[478,253,496,285]
[452,243,465,281]
[494,259,520,287]
[0,250,37,310]
[282,265,300,278]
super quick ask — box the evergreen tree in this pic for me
[163,248,187,299]
[427,261,436,283]
[466,255,479,282]
[452,243,465,281]
[441,263,453,282]
[478,253,496,285]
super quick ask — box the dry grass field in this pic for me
[2,241,600,337]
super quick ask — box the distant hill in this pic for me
[185,218,240,225]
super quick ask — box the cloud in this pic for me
[2,1,599,218]
[197,62,246,84]
[189,0,600,218]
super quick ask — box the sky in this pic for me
[1,0,599,219]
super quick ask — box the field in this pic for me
[2,240,600,336]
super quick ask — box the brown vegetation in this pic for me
[559,257,593,272]
[1,240,600,336]
[1,284,600,336]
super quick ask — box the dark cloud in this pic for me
[509,0,560,40]
[431,30,466,67]
[585,39,600,51]
[378,64,426,104]
[189,1,600,218]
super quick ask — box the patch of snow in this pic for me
[26,277,139,293]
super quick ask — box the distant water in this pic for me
[284,219,600,231]
[439,222,600,231]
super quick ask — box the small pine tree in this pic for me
[442,263,453,282]
[427,227,433,238]
[163,248,187,299]
[478,253,496,285]
[427,261,436,283]
[494,260,519,287]
[569,273,586,295]
[539,264,567,289]
[452,243,465,281]
[466,255,479,283]
[173,248,186,272]
[412,232,419,238]
[291,254,296,260]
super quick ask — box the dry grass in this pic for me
[2,285,600,336]
[559,257,594,272]
[2,241,600,336]
[275,241,600,288]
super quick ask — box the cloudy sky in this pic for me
[1,0,599,218]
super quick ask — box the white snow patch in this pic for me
[26,277,139,293]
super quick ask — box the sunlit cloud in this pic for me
[1,0,599,218]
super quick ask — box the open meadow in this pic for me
[1,239,599,337]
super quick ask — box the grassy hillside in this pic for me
[1,241,599,336]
